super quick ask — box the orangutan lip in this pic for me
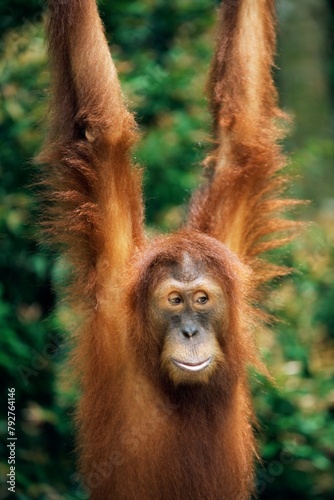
[172,357,213,372]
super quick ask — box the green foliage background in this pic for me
[0,1,333,498]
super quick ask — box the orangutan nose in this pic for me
[181,323,198,338]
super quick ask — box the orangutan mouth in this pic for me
[172,357,213,372]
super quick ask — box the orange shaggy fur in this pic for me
[36,0,300,498]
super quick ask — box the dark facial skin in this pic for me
[150,257,227,385]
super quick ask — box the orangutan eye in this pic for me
[168,292,183,305]
[194,291,208,304]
